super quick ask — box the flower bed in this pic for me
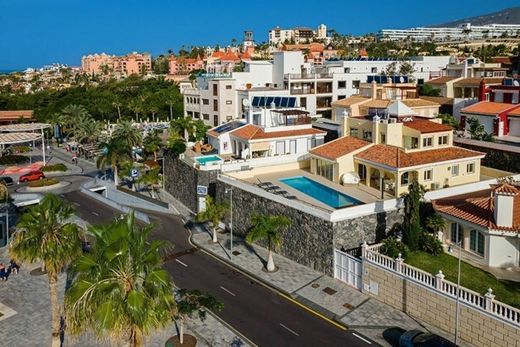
[41,163,68,172]
[27,178,59,188]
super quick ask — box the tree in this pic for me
[171,117,194,141]
[399,61,415,76]
[143,130,163,161]
[245,214,291,272]
[195,196,228,243]
[97,137,131,185]
[10,194,83,347]
[438,113,458,128]
[137,167,161,198]
[419,84,441,97]
[425,213,446,234]
[192,120,208,142]
[467,117,494,142]
[65,213,175,347]
[401,181,424,252]
[175,289,223,344]
[168,139,186,156]
[112,120,143,148]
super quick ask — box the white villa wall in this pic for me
[488,234,519,268]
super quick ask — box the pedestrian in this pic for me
[0,263,6,281]
[9,259,19,274]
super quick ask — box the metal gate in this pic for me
[334,249,362,290]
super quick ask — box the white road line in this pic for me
[279,323,299,336]
[220,286,236,297]
[91,212,99,216]
[352,333,372,344]
[73,202,80,206]
[175,259,188,267]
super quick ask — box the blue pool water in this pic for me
[195,155,222,165]
[279,176,362,209]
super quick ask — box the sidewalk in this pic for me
[191,226,425,347]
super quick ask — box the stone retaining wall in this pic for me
[362,262,520,347]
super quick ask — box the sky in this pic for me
[1,0,519,70]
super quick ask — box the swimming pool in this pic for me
[195,155,223,165]
[279,176,362,209]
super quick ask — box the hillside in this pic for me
[432,6,520,27]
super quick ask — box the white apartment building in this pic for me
[380,23,520,42]
[269,24,329,46]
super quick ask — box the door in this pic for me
[289,140,296,154]
[276,141,285,155]
[334,249,362,290]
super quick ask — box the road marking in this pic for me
[279,323,299,336]
[73,202,80,206]
[175,259,188,267]
[352,333,371,344]
[91,212,99,216]
[220,286,236,297]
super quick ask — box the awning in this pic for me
[0,132,42,145]
[250,142,270,151]
[0,123,51,132]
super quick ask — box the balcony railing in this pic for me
[285,73,333,80]
[290,88,315,95]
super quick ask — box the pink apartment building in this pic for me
[81,52,152,76]
[168,55,205,75]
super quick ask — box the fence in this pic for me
[362,242,520,327]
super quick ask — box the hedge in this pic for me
[41,163,68,172]
[28,178,59,188]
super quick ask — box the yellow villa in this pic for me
[309,100,485,197]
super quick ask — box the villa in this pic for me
[433,181,520,270]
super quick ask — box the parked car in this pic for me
[19,170,45,183]
[0,176,14,186]
[383,327,456,347]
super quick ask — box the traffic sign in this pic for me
[197,185,208,196]
[131,169,139,178]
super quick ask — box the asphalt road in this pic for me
[61,190,377,347]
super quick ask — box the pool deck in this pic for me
[234,169,393,211]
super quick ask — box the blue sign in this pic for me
[197,185,208,196]
[131,169,139,178]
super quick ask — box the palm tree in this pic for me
[96,137,131,185]
[245,214,291,272]
[171,117,194,141]
[65,213,175,347]
[137,167,161,198]
[75,116,101,145]
[425,213,446,235]
[174,289,223,344]
[195,196,228,243]
[10,194,83,347]
[143,130,162,161]
[112,120,142,149]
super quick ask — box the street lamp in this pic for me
[225,187,233,257]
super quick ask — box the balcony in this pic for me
[285,73,333,80]
[290,87,315,95]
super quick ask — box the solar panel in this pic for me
[252,97,260,107]
[258,97,266,107]
[288,98,296,107]
[280,97,289,107]
[504,78,513,86]
[266,97,274,107]
[273,97,281,106]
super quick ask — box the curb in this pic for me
[187,222,348,332]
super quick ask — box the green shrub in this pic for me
[0,155,29,165]
[41,163,68,172]
[28,178,59,188]
[420,232,443,255]
[380,236,409,259]
[8,145,31,154]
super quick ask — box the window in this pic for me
[401,172,409,185]
[350,128,358,137]
[451,165,459,176]
[371,67,377,73]
[338,81,346,89]
[194,112,200,119]
[352,80,360,89]
[213,115,219,126]
[226,85,232,89]
[380,133,386,144]
[344,67,351,73]
[422,137,433,147]
[363,130,372,141]
[358,164,367,180]
[300,97,307,108]
[438,135,448,145]
[226,100,232,105]
[423,169,433,181]
[450,223,463,246]
[316,158,334,181]
[212,84,218,96]
[202,99,209,105]
[203,113,209,120]
[213,100,218,111]
[337,95,346,100]
[470,230,485,256]
[467,162,475,174]
[411,137,419,149]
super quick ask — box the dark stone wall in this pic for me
[164,154,219,213]
[216,182,335,275]
[454,140,520,173]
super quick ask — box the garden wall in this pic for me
[454,138,520,173]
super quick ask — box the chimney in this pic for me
[478,79,487,102]
[371,80,377,100]
[494,188,516,228]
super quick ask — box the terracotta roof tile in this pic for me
[355,144,484,169]
[229,124,261,140]
[331,96,369,107]
[0,110,33,119]
[453,78,504,87]
[507,108,520,117]
[402,98,440,108]
[426,76,459,85]
[362,99,391,108]
[461,101,519,116]
[420,96,454,106]
[230,124,325,140]
[310,136,372,160]
[402,119,453,134]
[433,185,520,232]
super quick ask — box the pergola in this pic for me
[0,123,51,165]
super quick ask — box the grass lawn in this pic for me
[405,251,520,309]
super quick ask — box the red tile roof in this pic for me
[355,144,484,169]
[426,76,459,85]
[403,119,453,134]
[310,136,372,160]
[0,110,33,120]
[433,185,520,232]
[461,101,519,116]
[230,124,325,140]
[453,78,504,87]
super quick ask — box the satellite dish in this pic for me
[242,99,250,107]
[514,80,520,87]
[399,76,405,83]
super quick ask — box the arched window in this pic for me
[470,230,485,256]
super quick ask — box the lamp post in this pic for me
[454,240,462,346]
[161,157,165,189]
[225,187,233,257]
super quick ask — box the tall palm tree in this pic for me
[143,130,163,161]
[65,213,175,347]
[97,137,131,185]
[137,167,161,198]
[246,214,291,272]
[425,213,446,235]
[75,116,101,145]
[171,117,194,141]
[10,194,83,347]
[61,104,90,136]
[195,196,228,243]
[112,120,142,149]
